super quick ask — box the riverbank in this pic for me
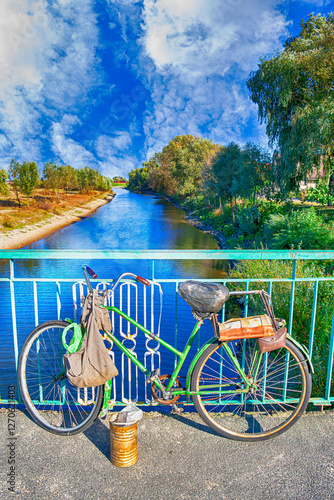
[0,192,115,249]
[158,194,228,249]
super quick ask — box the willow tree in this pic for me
[247,14,334,191]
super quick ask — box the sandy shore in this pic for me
[0,193,115,250]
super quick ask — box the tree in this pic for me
[58,165,78,192]
[0,168,8,196]
[76,168,89,193]
[17,162,39,208]
[132,135,219,198]
[247,14,334,191]
[8,159,21,207]
[161,135,218,197]
[241,142,274,200]
[43,161,59,195]
[127,167,151,192]
[211,143,243,221]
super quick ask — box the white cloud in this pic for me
[97,131,132,152]
[139,0,288,155]
[0,0,100,166]
[142,0,288,78]
[50,115,97,167]
[95,132,138,178]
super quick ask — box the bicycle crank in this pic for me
[151,375,182,405]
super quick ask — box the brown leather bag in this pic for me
[218,314,275,341]
[257,326,287,353]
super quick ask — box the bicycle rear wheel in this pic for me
[191,338,312,441]
[19,321,103,435]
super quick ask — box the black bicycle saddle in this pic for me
[178,280,230,317]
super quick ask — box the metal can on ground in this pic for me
[109,420,138,467]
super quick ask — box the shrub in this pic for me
[222,224,235,237]
[257,200,286,220]
[236,205,262,235]
[2,216,15,228]
[307,180,334,206]
[264,207,334,249]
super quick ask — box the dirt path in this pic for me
[0,193,115,249]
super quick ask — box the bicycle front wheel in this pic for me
[191,338,312,441]
[19,321,104,435]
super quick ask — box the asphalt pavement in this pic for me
[0,408,333,500]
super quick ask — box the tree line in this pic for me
[128,135,273,217]
[129,13,334,210]
[0,160,113,208]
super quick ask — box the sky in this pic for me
[0,0,333,179]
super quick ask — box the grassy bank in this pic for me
[0,187,114,234]
[174,194,334,250]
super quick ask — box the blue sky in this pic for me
[0,0,333,178]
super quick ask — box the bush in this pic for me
[236,205,262,235]
[258,200,286,219]
[222,224,235,237]
[307,180,334,206]
[264,207,334,249]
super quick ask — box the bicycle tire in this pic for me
[19,320,104,435]
[191,338,312,441]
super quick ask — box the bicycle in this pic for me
[18,265,312,441]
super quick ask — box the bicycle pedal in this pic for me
[146,368,160,384]
[171,404,184,414]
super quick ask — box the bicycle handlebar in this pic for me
[85,266,97,279]
[136,276,150,286]
[82,265,150,292]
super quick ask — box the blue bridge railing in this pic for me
[0,249,333,407]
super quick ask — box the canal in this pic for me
[0,189,228,402]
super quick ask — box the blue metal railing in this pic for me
[0,249,333,407]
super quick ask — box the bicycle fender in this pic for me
[185,336,218,394]
[286,334,314,374]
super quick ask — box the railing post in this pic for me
[9,260,19,370]
[325,301,334,401]
[308,281,319,358]
[288,260,297,336]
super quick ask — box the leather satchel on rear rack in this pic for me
[210,288,287,353]
[217,314,275,341]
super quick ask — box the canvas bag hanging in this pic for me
[63,289,118,388]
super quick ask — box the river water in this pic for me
[1,189,228,401]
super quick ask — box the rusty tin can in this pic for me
[109,420,138,467]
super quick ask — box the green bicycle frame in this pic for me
[104,306,254,400]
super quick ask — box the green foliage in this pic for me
[17,161,39,208]
[211,142,241,218]
[236,205,262,236]
[127,167,150,192]
[207,142,273,220]
[247,13,334,191]
[306,180,334,206]
[257,200,286,219]
[128,135,218,198]
[8,159,21,206]
[163,135,218,197]
[0,168,8,196]
[222,224,235,237]
[67,166,111,194]
[264,207,334,249]
[229,259,334,396]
